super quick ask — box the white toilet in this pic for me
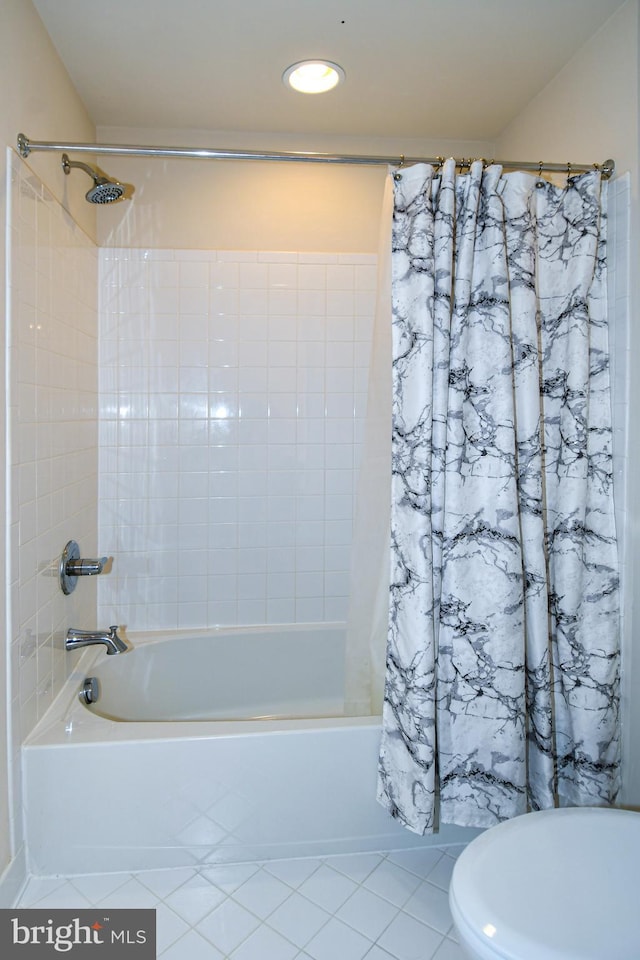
[449,806,640,960]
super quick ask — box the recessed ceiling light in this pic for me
[283,60,345,94]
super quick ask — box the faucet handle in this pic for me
[59,540,111,595]
[66,557,108,576]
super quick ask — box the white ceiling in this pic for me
[32,0,625,141]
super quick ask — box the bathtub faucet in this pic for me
[65,626,128,656]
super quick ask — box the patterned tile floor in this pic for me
[16,846,466,959]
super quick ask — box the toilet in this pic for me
[449,806,640,960]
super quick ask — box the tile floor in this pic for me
[16,846,466,959]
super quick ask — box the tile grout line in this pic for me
[17,847,464,960]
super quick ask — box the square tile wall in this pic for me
[606,173,632,793]
[606,174,630,578]
[98,249,376,629]
[7,155,99,792]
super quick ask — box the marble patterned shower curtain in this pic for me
[377,159,621,834]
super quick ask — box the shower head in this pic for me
[61,153,127,204]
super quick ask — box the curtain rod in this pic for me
[17,134,616,180]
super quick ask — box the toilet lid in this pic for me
[449,807,640,960]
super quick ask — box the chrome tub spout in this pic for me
[66,626,128,655]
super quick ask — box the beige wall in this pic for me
[498,0,640,806]
[0,0,95,883]
[94,128,495,251]
[497,0,637,176]
[0,3,96,236]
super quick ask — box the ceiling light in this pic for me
[283,60,345,94]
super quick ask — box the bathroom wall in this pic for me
[98,247,376,629]
[0,0,96,893]
[496,0,640,806]
[92,128,496,630]
[7,153,99,724]
[6,152,99,866]
[93,127,495,252]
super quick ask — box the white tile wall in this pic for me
[7,153,99,842]
[98,249,376,630]
[607,173,630,570]
[606,173,632,800]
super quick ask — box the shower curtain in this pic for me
[378,159,621,834]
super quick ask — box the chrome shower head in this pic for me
[61,153,127,204]
[86,179,125,204]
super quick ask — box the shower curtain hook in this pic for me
[393,154,406,181]
[536,161,546,188]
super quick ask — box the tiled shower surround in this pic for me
[7,152,98,852]
[6,153,630,740]
[98,249,376,630]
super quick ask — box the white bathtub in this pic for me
[83,622,346,721]
[23,624,477,875]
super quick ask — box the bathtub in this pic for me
[82,622,346,722]
[23,623,477,875]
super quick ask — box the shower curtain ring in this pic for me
[536,161,545,188]
[393,155,406,181]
